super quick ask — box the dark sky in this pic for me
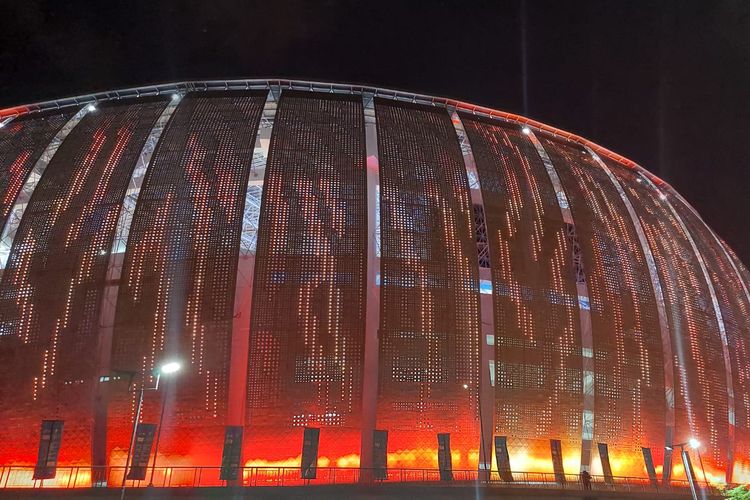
[2,0,750,262]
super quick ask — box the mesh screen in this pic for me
[374,99,480,470]
[540,137,665,476]
[460,115,583,473]
[605,160,730,478]
[0,98,168,466]
[245,90,367,468]
[109,91,266,468]
[0,111,75,230]
[664,192,747,480]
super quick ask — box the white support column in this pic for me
[0,105,90,269]
[526,129,595,472]
[226,87,279,433]
[0,115,17,128]
[359,92,381,479]
[636,171,736,483]
[92,94,182,470]
[449,108,494,480]
[588,148,677,482]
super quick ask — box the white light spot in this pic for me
[87,104,97,112]
[521,126,531,135]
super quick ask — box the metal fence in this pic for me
[0,465,724,493]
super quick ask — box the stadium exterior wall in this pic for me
[0,80,748,486]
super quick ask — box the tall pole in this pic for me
[148,378,170,487]
[121,385,145,500]
[696,448,708,485]
[681,447,698,500]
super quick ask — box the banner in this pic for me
[597,442,614,485]
[126,423,156,480]
[642,447,658,487]
[494,436,513,482]
[220,426,243,481]
[301,427,320,479]
[550,439,565,483]
[34,420,64,480]
[372,429,388,480]
[437,433,453,481]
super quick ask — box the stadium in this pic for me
[0,79,748,489]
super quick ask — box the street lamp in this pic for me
[666,438,704,500]
[148,361,182,487]
[463,382,489,482]
[120,360,182,499]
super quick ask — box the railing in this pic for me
[0,465,724,493]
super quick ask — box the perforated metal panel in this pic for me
[0,111,74,231]
[374,99,480,470]
[657,189,746,480]
[245,90,367,468]
[605,160,730,479]
[540,137,665,476]
[0,98,168,466]
[459,115,583,473]
[108,91,266,468]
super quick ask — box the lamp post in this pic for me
[120,360,182,500]
[463,382,489,482]
[666,438,703,500]
[148,361,182,487]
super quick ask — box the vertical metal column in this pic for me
[588,148,677,480]
[449,109,494,480]
[0,105,90,269]
[227,86,279,431]
[359,93,381,479]
[636,171,736,483]
[92,95,181,470]
[526,129,595,472]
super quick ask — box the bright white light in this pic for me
[87,104,97,112]
[159,361,182,375]
[659,192,668,201]
[521,126,531,135]
[0,122,5,128]
[636,178,642,183]
[689,438,700,449]
[462,383,469,389]
[171,93,181,101]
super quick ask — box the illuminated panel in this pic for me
[0,98,168,466]
[246,90,367,469]
[374,99,480,470]
[606,160,730,480]
[460,114,583,474]
[665,191,747,482]
[0,110,74,232]
[540,137,666,477]
[109,91,265,470]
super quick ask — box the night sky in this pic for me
[2,0,749,262]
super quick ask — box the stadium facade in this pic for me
[0,79,748,485]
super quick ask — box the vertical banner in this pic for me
[34,420,64,480]
[437,433,453,481]
[550,439,566,484]
[662,446,673,485]
[494,436,513,482]
[126,423,156,480]
[301,427,320,480]
[642,447,658,487]
[597,442,614,485]
[220,425,244,481]
[372,429,388,480]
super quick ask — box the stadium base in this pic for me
[0,485,713,499]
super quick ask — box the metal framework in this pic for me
[526,130,595,472]
[587,147,676,481]
[635,171,736,482]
